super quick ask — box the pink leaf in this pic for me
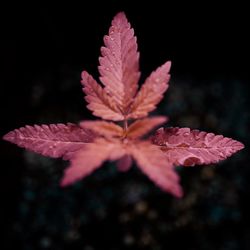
[99,12,140,111]
[127,116,168,139]
[61,138,125,186]
[128,61,171,119]
[3,123,95,160]
[116,155,133,172]
[129,141,183,197]
[152,127,244,166]
[81,71,124,121]
[80,120,123,138]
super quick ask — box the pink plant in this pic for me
[3,12,244,198]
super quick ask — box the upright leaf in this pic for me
[152,127,244,166]
[99,12,140,110]
[128,61,171,119]
[130,141,183,197]
[3,123,95,160]
[81,71,124,121]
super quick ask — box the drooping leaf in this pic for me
[116,155,133,172]
[81,71,124,121]
[99,12,140,110]
[152,127,245,166]
[61,138,125,186]
[128,61,171,119]
[127,116,168,139]
[130,141,183,197]
[3,123,96,160]
[80,120,123,138]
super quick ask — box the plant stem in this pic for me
[123,118,128,135]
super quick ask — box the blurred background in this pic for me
[1,1,249,250]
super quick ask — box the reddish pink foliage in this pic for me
[99,12,140,108]
[81,71,123,121]
[81,12,171,121]
[3,123,95,160]
[127,116,168,139]
[3,12,244,197]
[128,61,171,119]
[61,138,125,186]
[80,120,123,138]
[152,127,244,166]
[116,155,133,172]
[129,141,183,197]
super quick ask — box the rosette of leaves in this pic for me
[3,12,244,197]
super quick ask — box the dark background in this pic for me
[1,1,249,250]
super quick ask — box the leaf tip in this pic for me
[60,176,71,187]
[114,11,127,20]
[229,139,245,154]
[3,131,15,143]
[235,141,245,152]
[238,141,245,150]
[163,61,172,73]
[158,116,169,123]
[174,186,184,198]
[81,70,88,81]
